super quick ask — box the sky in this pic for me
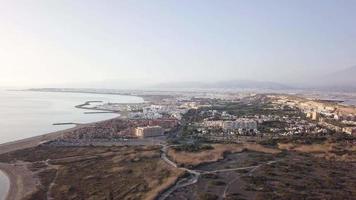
[0,0,356,88]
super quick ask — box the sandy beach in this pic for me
[0,169,9,200]
[0,162,38,200]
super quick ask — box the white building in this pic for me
[203,119,257,131]
[203,120,224,128]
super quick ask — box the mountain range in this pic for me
[152,80,291,90]
[151,66,356,91]
[314,65,356,91]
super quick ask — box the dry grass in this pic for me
[143,160,184,200]
[0,145,183,200]
[167,143,280,167]
[278,143,332,153]
[167,144,244,166]
[243,143,281,154]
[241,151,356,200]
[278,141,356,161]
[337,106,356,115]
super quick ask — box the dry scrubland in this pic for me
[252,136,356,199]
[167,143,280,167]
[240,151,356,200]
[0,145,183,200]
[278,139,356,161]
[0,135,354,200]
[165,136,356,200]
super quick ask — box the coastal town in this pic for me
[2,1,356,199]
[0,90,355,200]
[46,91,356,146]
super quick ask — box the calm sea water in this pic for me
[0,170,9,200]
[0,89,143,200]
[0,90,143,144]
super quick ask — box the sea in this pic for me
[0,170,9,200]
[0,89,143,200]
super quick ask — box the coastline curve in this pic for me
[0,169,9,200]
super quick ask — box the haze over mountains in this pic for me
[313,66,356,90]
[151,66,356,91]
[152,80,291,90]
[23,66,356,92]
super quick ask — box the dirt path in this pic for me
[158,144,279,200]
[220,160,278,199]
[158,145,201,200]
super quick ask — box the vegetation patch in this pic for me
[0,145,183,200]
[172,143,214,152]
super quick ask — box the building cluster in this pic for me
[147,118,179,131]
[96,103,147,112]
[51,92,356,148]
[135,126,164,138]
[59,118,179,140]
[199,106,322,137]
[271,95,356,136]
[128,104,190,120]
[342,127,356,135]
[203,118,257,131]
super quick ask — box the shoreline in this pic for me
[0,117,121,200]
[0,169,9,200]
[0,162,39,200]
[0,115,122,155]
[25,89,151,102]
[0,167,11,200]
[0,91,145,200]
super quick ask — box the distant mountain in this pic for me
[152,80,291,90]
[213,80,290,90]
[315,65,356,91]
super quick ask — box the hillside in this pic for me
[316,66,356,90]
[153,80,291,90]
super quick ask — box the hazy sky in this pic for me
[1,0,356,88]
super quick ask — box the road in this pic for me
[158,144,201,200]
[158,144,279,200]
[221,160,278,199]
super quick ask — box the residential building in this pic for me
[342,127,356,136]
[135,126,164,138]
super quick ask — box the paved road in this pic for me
[48,138,165,147]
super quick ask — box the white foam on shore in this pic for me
[0,170,10,200]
